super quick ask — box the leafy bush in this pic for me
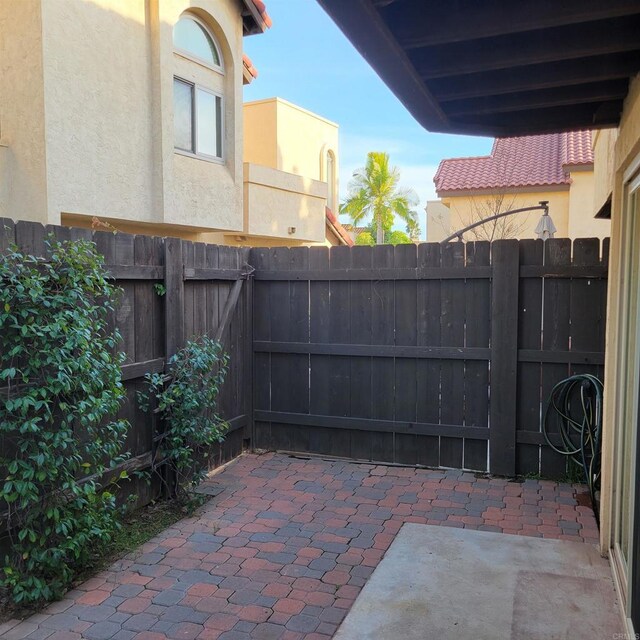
[0,238,128,603]
[138,336,229,500]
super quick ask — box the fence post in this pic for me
[490,240,519,476]
[164,238,184,360]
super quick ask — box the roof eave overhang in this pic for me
[317,0,637,137]
[316,0,454,134]
[242,0,270,36]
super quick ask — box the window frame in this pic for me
[173,14,224,74]
[173,76,224,163]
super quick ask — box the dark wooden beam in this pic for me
[410,17,640,79]
[384,0,640,49]
[431,52,640,101]
[452,100,624,136]
[444,80,629,117]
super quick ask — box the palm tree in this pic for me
[340,152,419,245]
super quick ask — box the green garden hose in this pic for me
[542,374,603,523]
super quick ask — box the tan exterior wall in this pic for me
[600,74,640,557]
[243,98,339,212]
[243,100,278,169]
[242,163,327,242]
[567,170,610,239]
[1,0,244,232]
[593,128,619,214]
[425,200,451,242]
[440,190,570,240]
[437,169,610,241]
[0,0,48,222]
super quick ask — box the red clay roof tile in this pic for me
[326,207,355,246]
[434,131,593,194]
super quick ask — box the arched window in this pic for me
[172,14,224,160]
[173,15,222,70]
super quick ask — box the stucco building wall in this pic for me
[435,171,610,242]
[1,0,244,233]
[0,0,48,223]
[440,190,571,240]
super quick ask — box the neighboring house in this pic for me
[317,1,640,634]
[342,224,369,244]
[0,0,272,240]
[428,131,610,241]
[214,96,350,247]
[0,2,349,248]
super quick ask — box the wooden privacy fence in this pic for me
[0,218,609,482]
[251,238,608,477]
[0,218,253,505]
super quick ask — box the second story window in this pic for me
[173,79,222,159]
[173,15,224,161]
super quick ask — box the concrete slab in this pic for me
[335,524,623,640]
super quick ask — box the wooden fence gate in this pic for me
[251,238,608,477]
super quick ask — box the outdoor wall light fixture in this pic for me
[441,200,555,243]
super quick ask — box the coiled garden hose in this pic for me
[542,374,603,523]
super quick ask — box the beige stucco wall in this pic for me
[1,0,244,232]
[243,163,327,242]
[567,169,610,239]
[600,74,640,562]
[243,97,339,212]
[593,128,619,214]
[438,168,609,241]
[440,189,571,240]
[425,200,450,242]
[0,0,48,222]
[243,100,278,169]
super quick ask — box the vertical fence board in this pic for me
[516,239,544,475]
[464,241,490,471]
[490,240,519,476]
[440,243,465,468]
[370,244,395,462]
[251,247,272,449]
[540,239,572,477]
[289,247,310,452]
[328,246,352,457]
[394,244,418,464]
[350,245,373,460]
[308,246,333,454]
[416,243,441,467]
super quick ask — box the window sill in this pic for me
[174,149,224,166]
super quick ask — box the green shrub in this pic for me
[138,336,229,500]
[0,237,128,603]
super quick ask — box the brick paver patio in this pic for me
[0,452,600,640]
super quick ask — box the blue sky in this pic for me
[243,0,494,238]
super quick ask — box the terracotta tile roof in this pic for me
[243,54,258,81]
[326,207,354,246]
[434,130,593,194]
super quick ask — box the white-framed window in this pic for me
[173,78,223,159]
[172,14,224,161]
[173,14,223,72]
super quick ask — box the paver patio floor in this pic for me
[0,452,600,640]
